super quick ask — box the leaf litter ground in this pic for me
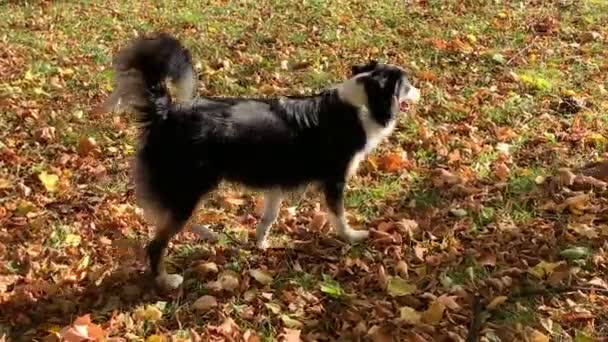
[1,1,608,341]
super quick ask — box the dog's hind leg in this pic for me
[255,189,283,250]
[323,180,369,243]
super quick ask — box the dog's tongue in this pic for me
[400,101,410,112]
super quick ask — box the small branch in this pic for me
[466,294,484,342]
[506,37,538,65]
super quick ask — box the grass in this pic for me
[1,0,608,341]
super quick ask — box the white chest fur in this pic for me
[346,108,396,178]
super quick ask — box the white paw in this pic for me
[340,228,369,243]
[156,273,184,290]
[256,239,270,250]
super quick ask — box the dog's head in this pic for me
[340,60,420,125]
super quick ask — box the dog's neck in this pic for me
[334,73,370,109]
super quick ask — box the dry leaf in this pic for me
[192,295,218,312]
[395,260,408,278]
[528,329,550,342]
[39,171,59,193]
[487,296,508,310]
[249,269,273,285]
[78,136,98,156]
[387,276,417,297]
[280,328,301,342]
[308,213,327,231]
[399,306,422,325]
[421,300,445,325]
[436,294,461,311]
[377,152,408,172]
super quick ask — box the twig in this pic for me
[506,37,538,65]
[466,294,484,342]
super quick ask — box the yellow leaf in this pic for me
[421,300,445,325]
[528,261,561,279]
[146,334,166,342]
[24,70,34,81]
[487,296,508,310]
[387,276,417,297]
[64,234,81,247]
[399,306,421,325]
[39,171,59,193]
[249,269,273,285]
[134,305,163,322]
[0,178,10,189]
[529,329,550,342]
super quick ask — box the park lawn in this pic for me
[1,0,608,341]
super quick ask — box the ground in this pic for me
[1,0,608,341]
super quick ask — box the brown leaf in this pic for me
[377,152,409,173]
[478,252,497,266]
[493,162,510,180]
[432,169,462,187]
[436,294,461,311]
[78,136,99,157]
[368,325,393,342]
[528,329,550,342]
[395,260,408,278]
[414,246,427,261]
[487,296,508,310]
[280,328,301,342]
[417,71,437,82]
[557,168,576,186]
[308,213,327,231]
[192,295,218,312]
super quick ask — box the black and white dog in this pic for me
[103,33,420,289]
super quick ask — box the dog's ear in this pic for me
[351,60,379,76]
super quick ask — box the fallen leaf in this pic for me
[436,294,461,311]
[78,136,98,156]
[192,295,218,312]
[587,277,608,288]
[320,277,344,298]
[308,213,327,231]
[281,315,303,329]
[528,329,550,342]
[414,245,427,261]
[560,246,590,260]
[564,194,590,214]
[487,296,508,310]
[133,304,163,323]
[528,260,561,279]
[265,302,282,315]
[249,269,273,285]
[399,306,422,325]
[421,300,445,325]
[39,171,59,193]
[395,260,408,278]
[387,276,417,297]
[377,152,408,172]
[280,328,301,342]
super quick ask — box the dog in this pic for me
[102,32,420,289]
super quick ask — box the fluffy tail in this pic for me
[102,32,196,124]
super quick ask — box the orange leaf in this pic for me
[377,152,408,173]
[417,71,437,82]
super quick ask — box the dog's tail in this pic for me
[102,32,196,124]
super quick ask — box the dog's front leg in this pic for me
[255,189,283,250]
[323,180,369,243]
